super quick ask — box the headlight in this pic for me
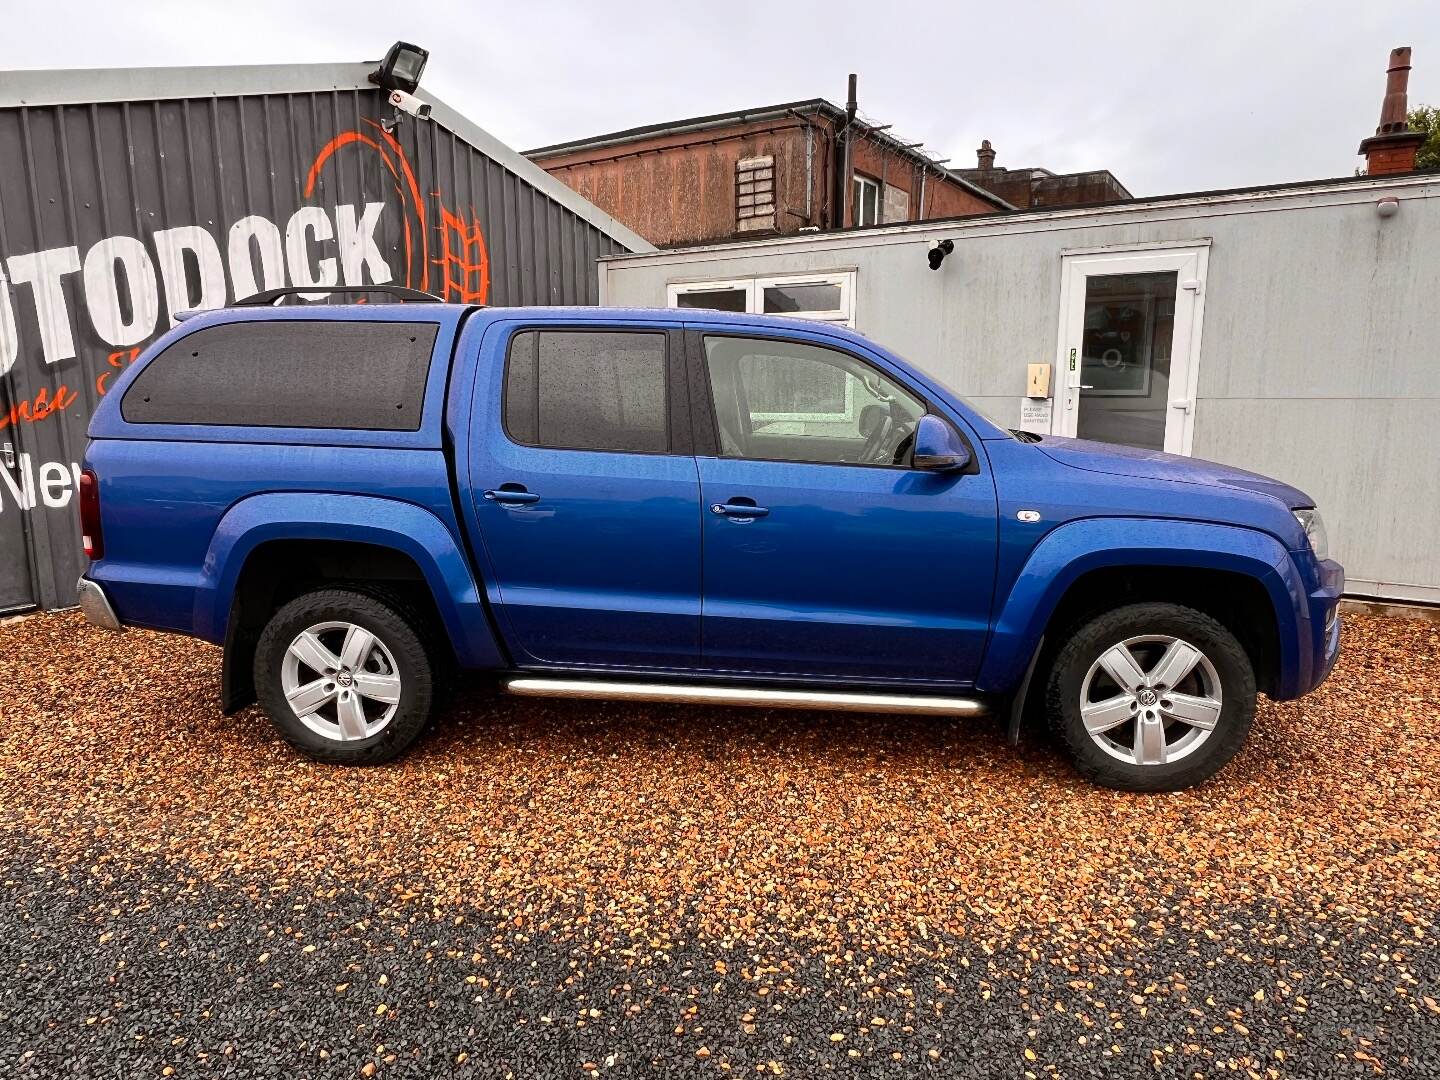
[1293,508,1329,561]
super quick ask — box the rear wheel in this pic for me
[1045,602,1255,792]
[254,589,434,764]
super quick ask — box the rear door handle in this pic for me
[485,488,540,505]
[711,502,770,520]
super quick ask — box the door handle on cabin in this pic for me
[711,502,770,520]
[485,488,541,505]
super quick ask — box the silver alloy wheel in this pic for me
[280,620,402,742]
[1079,634,1223,767]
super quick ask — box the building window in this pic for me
[736,156,776,234]
[667,271,855,326]
[669,279,753,313]
[853,175,880,227]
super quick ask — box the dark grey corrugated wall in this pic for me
[0,86,629,611]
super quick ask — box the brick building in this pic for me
[951,139,1133,209]
[526,94,1010,248]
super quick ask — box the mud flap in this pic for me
[1007,636,1044,746]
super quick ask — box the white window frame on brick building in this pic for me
[853,174,880,226]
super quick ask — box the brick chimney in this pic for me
[976,139,996,171]
[1359,47,1425,175]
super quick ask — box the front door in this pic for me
[466,324,701,670]
[1055,246,1209,455]
[692,330,997,685]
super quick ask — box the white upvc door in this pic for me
[1054,245,1210,456]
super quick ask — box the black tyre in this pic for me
[1044,602,1255,792]
[253,588,435,765]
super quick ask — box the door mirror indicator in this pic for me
[912,415,972,472]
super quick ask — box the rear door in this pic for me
[464,322,702,670]
[690,328,998,685]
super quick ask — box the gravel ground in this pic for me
[1,611,1437,1078]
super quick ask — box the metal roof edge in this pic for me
[419,89,656,253]
[0,61,654,254]
[599,171,1440,261]
[0,61,380,107]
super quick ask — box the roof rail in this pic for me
[234,285,447,306]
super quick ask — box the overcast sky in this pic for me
[3,0,1435,195]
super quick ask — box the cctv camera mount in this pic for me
[927,238,955,271]
[381,88,433,132]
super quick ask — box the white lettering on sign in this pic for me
[0,202,392,379]
[38,461,72,508]
[286,206,339,296]
[0,453,35,511]
[0,456,78,513]
[6,246,82,366]
[336,203,393,287]
[154,225,228,325]
[227,215,288,300]
[0,260,17,377]
[83,236,160,347]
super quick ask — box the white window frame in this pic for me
[755,272,855,325]
[666,278,755,312]
[852,174,880,227]
[666,271,855,326]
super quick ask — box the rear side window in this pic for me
[121,320,439,430]
[504,330,669,453]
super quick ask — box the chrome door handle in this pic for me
[711,502,770,520]
[485,489,540,505]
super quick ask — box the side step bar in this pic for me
[503,677,984,717]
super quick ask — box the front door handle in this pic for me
[485,488,540,505]
[711,501,770,521]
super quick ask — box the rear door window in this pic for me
[504,330,669,453]
[121,320,438,430]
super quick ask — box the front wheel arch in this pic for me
[1038,564,1280,697]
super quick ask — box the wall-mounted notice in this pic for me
[1019,397,1053,435]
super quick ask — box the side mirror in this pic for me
[912,414,973,472]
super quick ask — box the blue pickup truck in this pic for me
[76,292,1343,791]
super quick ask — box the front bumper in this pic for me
[77,576,123,632]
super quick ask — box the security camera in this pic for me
[388,89,431,119]
[927,238,954,271]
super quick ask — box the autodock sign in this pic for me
[0,78,624,609]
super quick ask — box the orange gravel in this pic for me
[1,610,1435,964]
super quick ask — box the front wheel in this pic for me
[253,589,435,765]
[1045,602,1256,792]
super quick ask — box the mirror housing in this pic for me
[912,414,973,472]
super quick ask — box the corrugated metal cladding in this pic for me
[0,82,634,612]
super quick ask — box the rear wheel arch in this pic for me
[222,538,454,714]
